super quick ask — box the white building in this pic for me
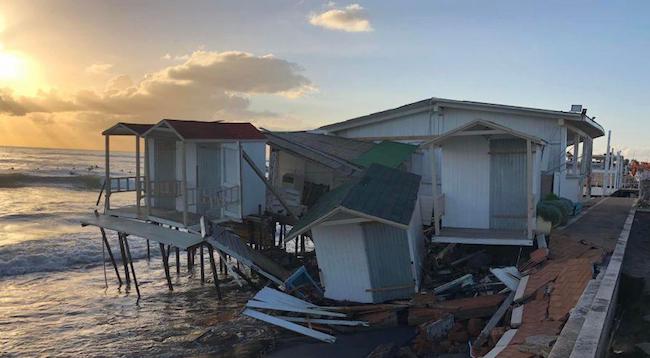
[319,98,605,245]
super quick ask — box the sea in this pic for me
[0,146,256,357]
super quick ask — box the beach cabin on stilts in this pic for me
[81,119,268,298]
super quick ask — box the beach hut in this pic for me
[319,98,606,245]
[265,130,417,217]
[103,119,267,228]
[285,164,425,303]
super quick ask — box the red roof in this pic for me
[161,119,266,140]
[102,122,155,136]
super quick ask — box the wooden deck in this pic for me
[433,227,533,246]
[106,205,205,229]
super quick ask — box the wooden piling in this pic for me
[207,245,222,300]
[99,228,122,286]
[123,236,141,298]
[159,243,173,291]
[146,240,150,261]
[118,233,131,283]
[175,247,180,274]
[200,244,205,284]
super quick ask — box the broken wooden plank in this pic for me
[490,267,520,291]
[472,290,515,349]
[514,275,530,303]
[242,308,336,343]
[510,305,523,328]
[246,300,347,318]
[482,329,518,358]
[254,287,325,310]
[274,316,369,327]
[434,274,474,294]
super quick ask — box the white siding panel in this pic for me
[337,111,435,139]
[441,136,490,229]
[312,223,374,303]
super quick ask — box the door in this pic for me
[221,142,242,220]
[154,138,177,210]
[196,143,222,216]
[489,138,527,231]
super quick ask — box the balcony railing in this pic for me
[188,185,240,215]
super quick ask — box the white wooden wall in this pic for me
[407,197,426,290]
[440,136,491,229]
[311,223,374,303]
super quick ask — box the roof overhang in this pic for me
[420,120,546,147]
[102,122,154,136]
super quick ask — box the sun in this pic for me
[0,44,39,94]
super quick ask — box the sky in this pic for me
[0,0,649,158]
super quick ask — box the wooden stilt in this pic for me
[200,244,205,284]
[175,247,180,274]
[159,243,173,291]
[300,235,305,254]
[295,236,299,258]
[123,236,141,298]
[118,233,131,283]
[146,240,150,261]
[99,228,122,286]
[207,245,222,300]
[187,248,193,273]
[219,255,224,273]
[223,253,228,276]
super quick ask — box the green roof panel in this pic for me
[352,141,417,169]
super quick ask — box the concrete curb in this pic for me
[568,203,637,358]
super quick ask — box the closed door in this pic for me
[154,138,176,210]
[489,138,527,230]
[196,143,222,215]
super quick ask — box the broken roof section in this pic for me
[286,164,421,241]
[143,119,266,140]
[352,141,418,169]
[265,131,417,174]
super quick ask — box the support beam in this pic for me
[181,141,188,227]
[572,134,580,175]
[146,240,150,261]
[159,243,173,291]
[527,140,534,240]
[207,244,222,300]
[200,244,205,284]
[144,137,151,216]
[176,247,180,274]
[99,228,122,286]
[135,136,141,215]
[104,135,111,211]
[241,150,298,220]
[123,236,141,298]
[118,233,131,283]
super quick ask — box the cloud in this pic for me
[85,63,113,75]
[309,3,373,32]
[0,51,314,121]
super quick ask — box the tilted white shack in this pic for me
[319,98,605,245]
[285,164,426,303]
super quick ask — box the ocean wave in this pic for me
[0,173,103,190]
[0,233,154,277]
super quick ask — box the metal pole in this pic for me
[100,228,122,286]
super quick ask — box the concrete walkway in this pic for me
[551,197,635,259]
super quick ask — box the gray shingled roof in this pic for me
[286,164,421,240]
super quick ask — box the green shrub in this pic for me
[537,202,563,227]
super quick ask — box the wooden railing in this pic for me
[187,185,240,214]
[148,180,182,198]
[110,176,143,193]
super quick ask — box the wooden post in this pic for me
[123,236,141,298]
[207,245,222,300]
[159,243,173,291]
[118,233,131,283]
[105,135,111,211]
[572,133,579,175]
[182,141,188,227]
[200,244,205,284]
[526,140,534,240]
[144,137,151,216]
[100,228,122,286]
[430,145,441,235]
[175,247,180,274]
[146,240,150,261]
[135,136,141,216]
